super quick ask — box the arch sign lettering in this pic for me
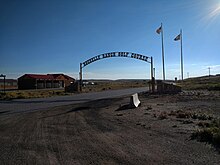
[79,52,154,91]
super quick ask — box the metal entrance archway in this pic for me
[79,52,154,92]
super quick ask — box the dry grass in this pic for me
[192,119,220,149]
[178,75,220,91]
[82,80,148,92]
[158,111,168,120]
[0,89,71,100]
[169,110,213,120]
[169,110,192,119]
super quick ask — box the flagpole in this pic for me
[161,23,165,81]
[180,29,183,81]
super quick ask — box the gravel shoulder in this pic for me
[0,90,220,164]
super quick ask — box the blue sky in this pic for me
[1,0,220,80]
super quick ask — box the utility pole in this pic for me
[0,74,6,94]
[153,68,156,79]
[208,67,211,77]
[79,63,82,92]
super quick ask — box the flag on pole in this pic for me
[174,34,181,41]
[174,29,184,81]
[156,26,162,34]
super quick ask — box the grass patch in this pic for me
[177,75,220,91]
[192,119,220,149]
[169,110,213,120]
[197,122,211,128]
[208,84,220,91]
[169,110,192,118]
[82,80,148,92]
[191,113,213,120]
[0,89,71,100]
[158,111,168,120]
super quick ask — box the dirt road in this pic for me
[0,91,220,164]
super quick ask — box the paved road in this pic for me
[0,87,148,115]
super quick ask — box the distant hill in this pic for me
[83,79,150,82]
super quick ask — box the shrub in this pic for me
[192,113,213,120]
[169,110,192,118]
[191,127,218,142]
[55,91,62,95]
[158,111,168,120]
[16,95,26,99]
[197,122,210,127]
[177,112,191,119]
[208,84,220,91]
[145,106,152,110]
[192,119,220,149]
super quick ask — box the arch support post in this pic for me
[79,63,83,92]
[151,57,155,93]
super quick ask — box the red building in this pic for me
[18,74,75,90]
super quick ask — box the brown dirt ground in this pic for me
[0,90,220,164]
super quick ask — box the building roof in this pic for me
[47,74,74,80]
[19,74,75,80]
[24,74,54,80]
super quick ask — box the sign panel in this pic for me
[82,52,151,67]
